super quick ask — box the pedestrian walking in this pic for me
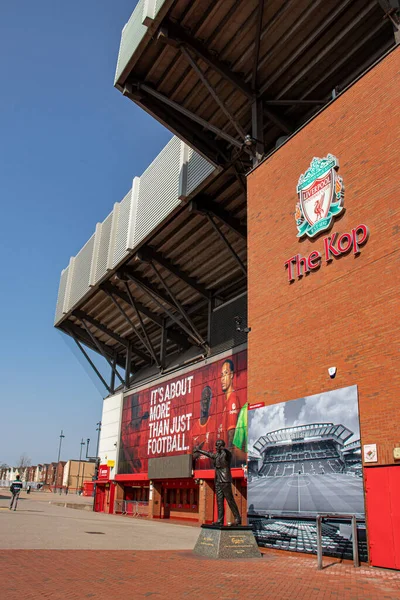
[9,475,23,511]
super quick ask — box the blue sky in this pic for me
[0,1,172,466]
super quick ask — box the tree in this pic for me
[17,453,31,480]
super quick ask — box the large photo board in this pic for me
[247,386,366,560]
[118,350,247,474]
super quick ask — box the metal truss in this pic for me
[189,198,246,240]
[123,266,209,355]
[138,246,210,301]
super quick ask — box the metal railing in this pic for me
[114,499,149,518]
[316,514,360,569]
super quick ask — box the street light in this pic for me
[76,438,85,494]
[53,429,65,493]
[95,422,102,459]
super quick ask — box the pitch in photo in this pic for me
[247,385,366,560]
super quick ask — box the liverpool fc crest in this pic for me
[295,154,344,238]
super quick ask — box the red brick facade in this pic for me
[247,47,400,467]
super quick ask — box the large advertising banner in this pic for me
[118,350,247,474]
[248,385,367,560]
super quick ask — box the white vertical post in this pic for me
[89,223,102,287]
[127,177,140,251]
[142,0,157,26]
[178,141,190,200]
[107,203,120,270]
[62,257,75,315]
[316,516,323,569]
[351,516,360,567]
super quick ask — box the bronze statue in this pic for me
[194,439,241,526]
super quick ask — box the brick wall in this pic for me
[247,47,400,467]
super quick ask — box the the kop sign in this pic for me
[285,154,369,283]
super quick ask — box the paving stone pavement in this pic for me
[2,549,400,600]
[1,491,400,600]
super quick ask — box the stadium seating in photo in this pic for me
[256,438,359,478]
[248,517,368,562]
[248,473,365,516]
[259,457,344,477]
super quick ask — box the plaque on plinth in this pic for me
[193,524,260,559]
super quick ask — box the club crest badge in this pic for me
[295,154,344,238]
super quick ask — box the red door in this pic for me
[94,485,105,513]
[365,465,400,570]
[108,483,116,514]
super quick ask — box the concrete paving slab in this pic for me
[0,493,199,550]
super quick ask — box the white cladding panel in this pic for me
[133,136,181,247]
[115,0,147,84]
[111,190,132,268]
[186,148,215,197]
[68,234,95,309]
[98,392,123,478]
[54,267,69,325]
[94,212,113,284]
[55,137,216,323]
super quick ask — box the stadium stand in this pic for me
[255,424,353,477]
[249,517,368,562]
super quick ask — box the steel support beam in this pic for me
[149,261,209,352]
[206,214,247,277]
[189,197,246,240]
[157,20,254,100]
[101,282,190,350]
[125,343,132,388]
[73,309,126,347]
[263,106,292,135]
[127,270,207,351]
[264,99,326,106]
[101,282,162,326]
[180,46,247,141]
[64,321,125,369]
[103,289,156,364]
[110,355,116,394]
[71,334,112,394]
[137,246,210,301]
[252,0,264,91]
[132,82,243,149]
[73,310,150,365]
[122,281,160,366]
[79,319,125,388]
[123,268,179,311]
[123,88,229,166]
[377,0,400,38]
[252,99,264,165]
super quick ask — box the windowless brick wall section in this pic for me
[247,47,399,468]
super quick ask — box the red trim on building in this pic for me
[115,473,149,482]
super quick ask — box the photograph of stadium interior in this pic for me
[247,386,367,560]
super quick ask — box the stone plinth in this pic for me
[193,524,260,559]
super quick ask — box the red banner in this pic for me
[119,350,247,474]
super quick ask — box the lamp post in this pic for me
[53,430,65,493]
[95,422,102,459]
[81,438,90,493]
[76,438,85,494]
